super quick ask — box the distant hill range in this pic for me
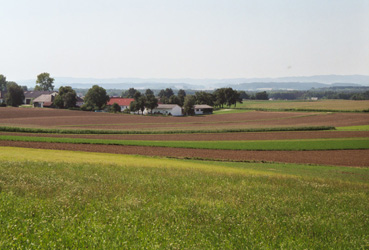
[17,74,369,91]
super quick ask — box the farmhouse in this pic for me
[107,97,134,111]
[194,104,213,115]
[76,96,84,107]
[33,93,57,108]
[24,91,57,105]
[145,104,183,116]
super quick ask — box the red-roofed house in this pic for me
[107,97,134,111]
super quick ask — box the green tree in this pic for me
[35,72,55,91]
[238,91,249,100]
[183,95,196,115]
[84,85,110,110]
[158,88,174,103]
[129,100,138,112]
[0,74,7,91]
[168,95,181,105]
[122,88,139,98]
[53,95,64,108]
[214,88,226,108]
[133,92,146,115]
[54,86,77,109]
[255,91,269,100]
[145,89,154,96]
[195,91,214,106]
[145,92,158,114]
[177,89,186,106]
[111,103,121,113]
[5,82,25,107]
[213,88,242,108]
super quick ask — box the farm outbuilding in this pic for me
[76,96,84,107]
[194,104,213,115]
[33,93,57,108]
[107,98,134,111]
[145,104,183,116]
[24,91,57,105]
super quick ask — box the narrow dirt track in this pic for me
[1,141,368,167]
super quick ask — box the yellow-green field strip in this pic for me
[1,147,368,249]
[1,135,368,151]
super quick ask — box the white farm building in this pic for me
[194,104,213,115]
[145,104,183,116]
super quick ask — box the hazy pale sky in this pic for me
[1,0,368,81]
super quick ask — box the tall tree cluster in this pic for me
[0,74,25,107]
[5,82,25,107]
[82,85,110,110]
[130,89,158,114]
[35,72,55,91]
[0,74,7,92]
[54,86,77,109]
[157,88,187,106]
[122,88,140,98]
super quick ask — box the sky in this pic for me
[1,0,368,81]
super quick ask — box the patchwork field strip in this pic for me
[1,135,368,151]
[1,142,368,167]
[1,108,368,131]
[1,131,368,141]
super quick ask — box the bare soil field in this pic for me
[1,131,369,141]
[1,107,368,131]
[1,141,368,167]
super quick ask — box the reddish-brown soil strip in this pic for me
[1,131,369,141]
[1,141,368,167]
[1,108,368,130]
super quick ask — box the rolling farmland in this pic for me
[1,103,369,248]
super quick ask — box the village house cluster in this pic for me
[0,90,213,116]
[106,97,213,116]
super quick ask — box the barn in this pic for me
[194,104,213,115]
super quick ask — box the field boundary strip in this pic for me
[0,135,368,151]
[0,126,335,135]
[56,113,324,128]
[233,107,369,113]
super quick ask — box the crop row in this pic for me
[1,135,368,151]
[0,126,335,135]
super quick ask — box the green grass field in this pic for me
[336,125,369,131]
[1,135,368,151]
[0,147,368,249]
[235,99,369,112]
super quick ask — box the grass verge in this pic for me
[0,135,368,151]
[0,147,368,249]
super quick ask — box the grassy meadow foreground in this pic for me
[0,147,368,249]
[1,101,369,248]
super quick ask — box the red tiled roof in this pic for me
[107,98,134,106]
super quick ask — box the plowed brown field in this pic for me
[1,107,368,131]
[1,141,368,167]
[1,131,369,141]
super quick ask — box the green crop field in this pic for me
[1,135,368,151]
[0,147,368,249]
[235,99,369,112]
[336,125,369,131]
